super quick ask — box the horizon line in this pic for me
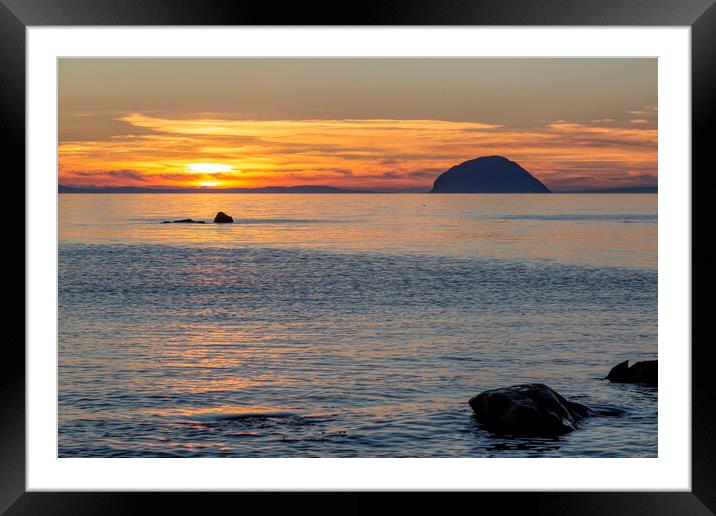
[58,183,658,194]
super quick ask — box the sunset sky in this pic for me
[59,58,657,192]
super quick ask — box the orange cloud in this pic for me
[58,114,657,191]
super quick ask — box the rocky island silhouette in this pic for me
[430,155,551,193]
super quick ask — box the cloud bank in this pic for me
[59,112,657,191]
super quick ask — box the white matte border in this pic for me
[27,27,691,491]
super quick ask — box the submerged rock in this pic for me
[607,360,657,386]
[214,212,234,223]
[468,383,594,436]
[162,219,206,224]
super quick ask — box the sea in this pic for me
[58,193,657,457]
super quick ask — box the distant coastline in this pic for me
[554,186,658,194]
[59,156,656,195]
[58,184,657,194]
[59,155,656,194]
[58,185,377,194]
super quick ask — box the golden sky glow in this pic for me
[59,59,657,191]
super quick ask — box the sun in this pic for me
[188,163,232,173]
[198,181,220,187]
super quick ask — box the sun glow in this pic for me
[59,114,657,191]
[188,163,233,173]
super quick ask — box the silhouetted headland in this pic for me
[430,156,550,193]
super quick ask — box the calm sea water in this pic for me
[58,194,657,457]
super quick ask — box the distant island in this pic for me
[558,186,657,194]
[58,185,375,194]
[430,156,551,193]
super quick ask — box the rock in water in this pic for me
[214,212,234,223]
[430,155,550,193]
[607,360,657,386]
[468,383,593,436]
[162,219,206,224]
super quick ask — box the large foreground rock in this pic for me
[430,155,550,193]
[607,360,657,386]
[214,212,234,223]
[468,383,593,436]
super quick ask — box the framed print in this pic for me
[7,0,710,513]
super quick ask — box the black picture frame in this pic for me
[6,1,708,513]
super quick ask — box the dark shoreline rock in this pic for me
[214,212,234,223]
[161,212,236,224]
[468,383,595,436]
[607,360,657,386]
